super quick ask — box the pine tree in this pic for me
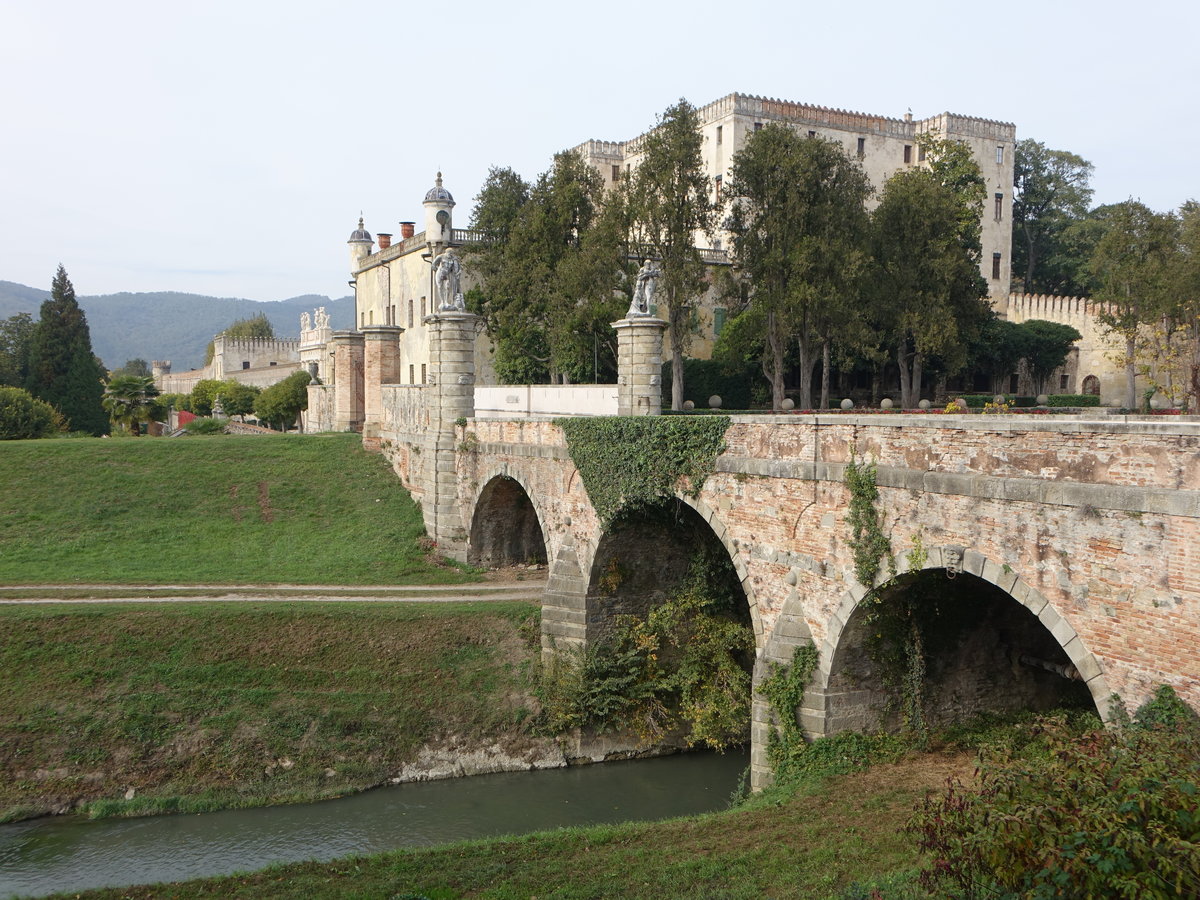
[26,265,108,435]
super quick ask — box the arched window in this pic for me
[1082,375,1100,396]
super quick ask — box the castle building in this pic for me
[573,92,1016,311]
[346,174,495,386]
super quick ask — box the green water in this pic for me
[0,749,748,898]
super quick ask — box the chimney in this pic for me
[400,221,415,239]
[377,233,392,250]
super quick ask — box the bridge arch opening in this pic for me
[468,475,547,568]
[583,498,756,747]
[822,569,1097,735]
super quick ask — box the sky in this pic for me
[1,0,1197,303]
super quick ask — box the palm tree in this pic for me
[103,375,163,436]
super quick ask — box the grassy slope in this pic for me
[0,434,475,585]
[0,601,542,822]
[66,754,968,900]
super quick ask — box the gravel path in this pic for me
[0,581,547,604]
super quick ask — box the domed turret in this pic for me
[423,173,455,249]
[347,215,374,270]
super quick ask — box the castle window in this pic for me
[714,174,722,200]
[995,193,1004,221]
[242,361,250,370]
[369,309,374,325]
[408,298,414,328]
[996,145,1005,165]
[808,130,816,138]
[421,296,426,319]
[269,361,276,367]
[409,364,415,384]
[360,312,365,328]
[992,252,1002,280]
[714,307,727,336]
[918,144,927,162]
[421,364,427,384]
[856,137,865,158]
[754,122,762,131]
[611,164,620,182]
[904,145,913,164]
[1060,373,1070,391]
[716,125,722,145]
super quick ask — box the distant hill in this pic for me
[0,282,354,371]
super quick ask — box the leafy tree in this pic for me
[967,315,1032,394]
[102,375,163,436]
[0,385,62,440]
[916,133,987,250]
[1012,139,1095,294]
[724,126,871,408]
[111,358,152,378]
[869,171,990,407]
[204,313,275,366]
[0,312,35,388]
[1168,199,1200,408]
[254,370,311,430]
[189,379,225,417]
[216,380,261,419]
[628,99,717,409]
[25,266,108,435]
[1090,200,1179,407]
[1020,319,1083,395]
[467,154,616,383]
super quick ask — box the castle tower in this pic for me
[347,216,373,272]
[422,173,455,252]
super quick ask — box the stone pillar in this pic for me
[361,325,404,441]
[612,317,668,415]
[421,311,479,560]
[330,330,365,433]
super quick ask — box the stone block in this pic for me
[963,548,985,576]
[1050,614,1078,647]
[1064,636,1103,682]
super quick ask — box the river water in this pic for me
[0,749,748,898]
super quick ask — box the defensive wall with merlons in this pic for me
[313,311,1200,790]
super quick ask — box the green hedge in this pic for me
[957,394,1101,409]
[661,358,758,410]
[1046,393,1102,407]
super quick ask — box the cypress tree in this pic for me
[26,265,108,435]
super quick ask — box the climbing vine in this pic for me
[758,642,819,767]
[556,416,730,526]
[844,451,893,588]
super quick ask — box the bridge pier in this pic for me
[330,330,365,433]
[612,316,668,415]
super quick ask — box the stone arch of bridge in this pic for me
[804,545,1114,738]
[580,492,766,647]
[466,468,550,569]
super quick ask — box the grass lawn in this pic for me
[0,600,543,822]
[0,433,477,585]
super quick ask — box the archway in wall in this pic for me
[583,498,755,746]
[468,475,547,568]
[1082,375,1101,396]
[824,569,1096,735]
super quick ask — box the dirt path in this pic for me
[0,580,547,604]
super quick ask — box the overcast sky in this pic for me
[2,0,1196,303]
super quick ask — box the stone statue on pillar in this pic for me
[627,258,660,317]
[432,247,465,312]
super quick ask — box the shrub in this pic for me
[1047,393,1102,407]
[910,689,1200,898]
[0,386,62,440]
[184,417,227,435]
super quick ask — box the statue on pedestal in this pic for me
[432,248,465,312]
[300,311,312,332]
[628,258,660,317]
[314,307,330,329]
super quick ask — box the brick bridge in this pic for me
[313,313,1200,789]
